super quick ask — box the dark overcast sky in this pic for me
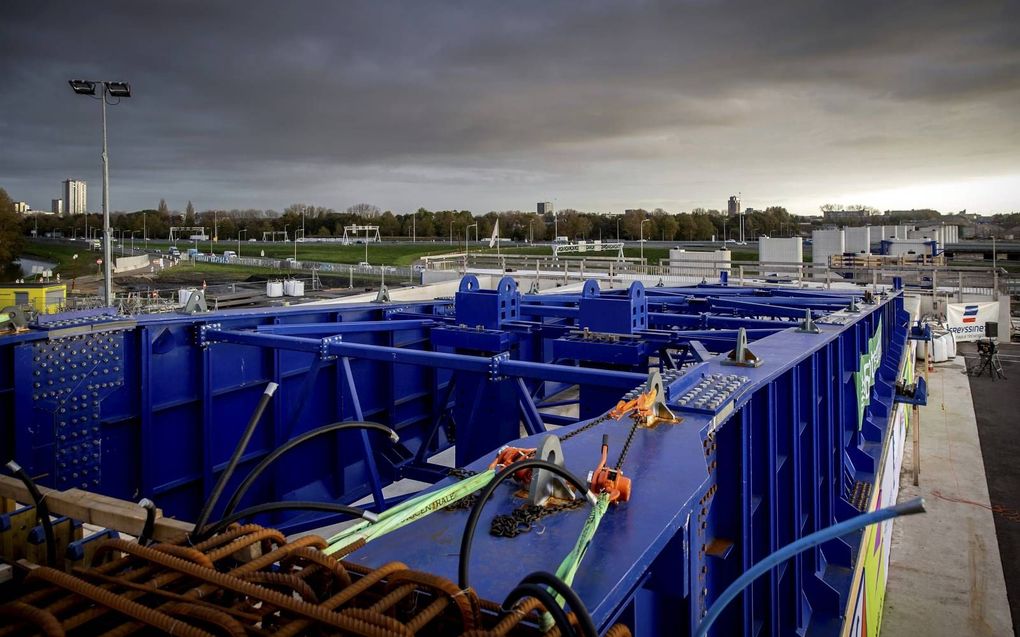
[1,1,1017,214]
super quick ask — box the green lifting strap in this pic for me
[324,469,496,555]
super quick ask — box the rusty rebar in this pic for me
[27,567,215,637]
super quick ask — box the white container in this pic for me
[266,281,284,297]
[289,280,305,297]
[283,280,295,296]
[812,229,844,266]
[844,227,871,254]
[668,248,731,277]
[918,330,956,362]
[759,237,803,277]
[178,288,194,305]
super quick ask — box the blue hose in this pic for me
[695,497,925,637]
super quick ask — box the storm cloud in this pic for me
[1,1,1017,213]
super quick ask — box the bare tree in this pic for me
[347,203,381,218]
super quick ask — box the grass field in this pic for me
[140,239,684,265]
[146,239,480,266]
[153,260,413,289]
[20,240,100,278]
[155,261,290,283]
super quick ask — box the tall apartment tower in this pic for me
[537,202,554,215]
[727,195,740,217]
[51,199,63,215]
[63,179,87,215]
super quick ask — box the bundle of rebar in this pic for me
[0,524,630,637]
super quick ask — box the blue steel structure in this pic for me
[0,275,914,636]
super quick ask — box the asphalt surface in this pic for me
[964,340,1020,633]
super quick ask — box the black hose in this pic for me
[5,461,56,567]
[192,381,278,538]
[518,571,597,637]
[197,500,378,540]
[221,421,398,519]
[503,583,576,636]
[138,498,156,546]
[458,458,593,591]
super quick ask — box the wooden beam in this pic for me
[0,476,192,543]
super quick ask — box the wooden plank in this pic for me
[0,476,193,542]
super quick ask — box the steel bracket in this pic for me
[528,435,574,505]
[195,322,222,347]
[895,376,928,406]
[908,322,932,342]
[721,327,763,368]
[488,351,510,381]
[320,334,342,360]
[796,308,820,334]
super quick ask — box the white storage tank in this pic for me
[845,227,871,254]
[811,229,844,266]
[667,248,731,277]
[266,281,284,297]
[759,237,803,277]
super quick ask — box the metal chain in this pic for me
[441,412,627,526]
[443,467,481,511]
[614,419,641,472]
[556,413,611,443]
[490,498,586,538]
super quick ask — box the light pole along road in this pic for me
[69,79,132,306]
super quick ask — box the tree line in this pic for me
[14,199,803,244]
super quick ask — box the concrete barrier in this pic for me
[113,254,150,273]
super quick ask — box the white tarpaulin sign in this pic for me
[947,301,999,341]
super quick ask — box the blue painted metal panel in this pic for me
[0,278,909,636]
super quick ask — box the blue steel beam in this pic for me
[0,278,911,637]
[204,328,649,389]
[348,290,909,637]
[253,319,436,335]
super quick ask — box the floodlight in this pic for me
[68,79,97,95]
[105,81,131,98]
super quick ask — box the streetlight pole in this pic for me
[450,220,454,245]
[466,223,478,254]
[238,229,247,256]
[640,218,651,263]
[69,79,131,306]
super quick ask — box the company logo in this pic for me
[962,305,979,324]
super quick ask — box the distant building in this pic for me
[51,199,63,215]
[13,201,29,214]
[823,209,879,222]
[63,179,87,215]
[0,282,67,314]
[537,202,554,215]
[727,195,740,217]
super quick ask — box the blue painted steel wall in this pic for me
[0,278,906,636]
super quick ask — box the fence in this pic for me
[192,253,421,283]
[421,252,1012,299]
